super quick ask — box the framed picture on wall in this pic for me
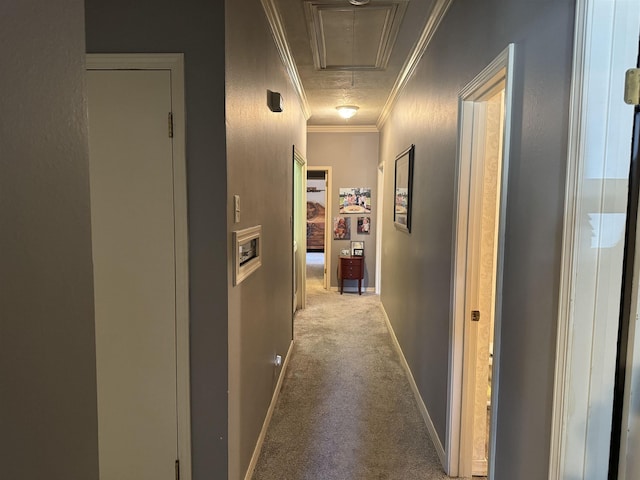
[333,217,351,240]
[357,216,371,234]
[394,144,415,233]
[350,240,364,256]
[339,187,372,214]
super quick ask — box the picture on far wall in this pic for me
[350,240,364,256]
[394,144,415,233]
[357,216,371,234]
[339,187,371,214]
[333,216,351,240]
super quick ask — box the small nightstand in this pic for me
[338,255,365,295]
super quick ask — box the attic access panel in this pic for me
[304,0,408,71]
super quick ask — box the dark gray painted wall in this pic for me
[0,1,99,478]
[85,2,228,477]
[307,132,379,290]
[226,2,307,477]
[379,1,574,477]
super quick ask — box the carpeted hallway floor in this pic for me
[251,253,458,480]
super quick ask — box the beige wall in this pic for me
[226,1,308,478]
[307,132,380,289]
[0,1,100,478]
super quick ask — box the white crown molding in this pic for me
[307,124,379,133]
[376,0,454,130]
[260,0,312,120]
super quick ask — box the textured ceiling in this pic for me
[305,2,407,70]
[274,0,439,127]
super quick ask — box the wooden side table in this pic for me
[338,255,365,295]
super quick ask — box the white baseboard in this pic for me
[473,458,488,474]
[243,340,294,480]
[329,286,375,293]
[380,305,447,469]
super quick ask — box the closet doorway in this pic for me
[86,54,191,480]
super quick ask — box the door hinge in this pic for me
[168,112,174,138]
[471,310,480,322]
[624,69,640,105]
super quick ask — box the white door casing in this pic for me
[549,1,640,478]
[87,54,191,480]
[307,166,333,290]
[448,44,515,479]
[376,162,384,295]
[294,146,306,310]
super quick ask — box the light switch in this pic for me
[234,195,240,223]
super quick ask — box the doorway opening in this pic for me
[306,167,332,291]
[448,44,514,479]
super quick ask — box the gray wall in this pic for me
[307,132,379,290]
[0,1,99,479]
[85,2,229,477]
[379,0,574,478]
[226,1,307,478]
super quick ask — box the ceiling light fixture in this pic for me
[349,0,370,5]
[336,105,359,119]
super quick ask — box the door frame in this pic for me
[548,1,640,478]
[86,53,192,480]
[614,95,640,480]
[307,166,333,290]
[447,44,515,479]
[375,162,384,294]
[293,146,307,311]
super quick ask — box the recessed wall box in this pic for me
[233,225,262,285]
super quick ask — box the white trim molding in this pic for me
[376,0,454,130]
[328,286,376,294]
[447,44,515,479]
[381,305,447,467]
[85,53,192,480]
[243,341,295,480]
[549,1,640,478]
[294,147,307,310]
[307,166,333,290]
[307,125,379,133]
[260,0,312,119]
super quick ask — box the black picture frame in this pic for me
[394,144,415,233]
[353,248,364,256]
[350,240,364,256]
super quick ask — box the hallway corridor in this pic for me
[251,254,453,479]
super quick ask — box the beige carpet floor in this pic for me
[251,253,457,480]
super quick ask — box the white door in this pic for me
[88,69,178,480]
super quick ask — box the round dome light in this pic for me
[336,105,359,119]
